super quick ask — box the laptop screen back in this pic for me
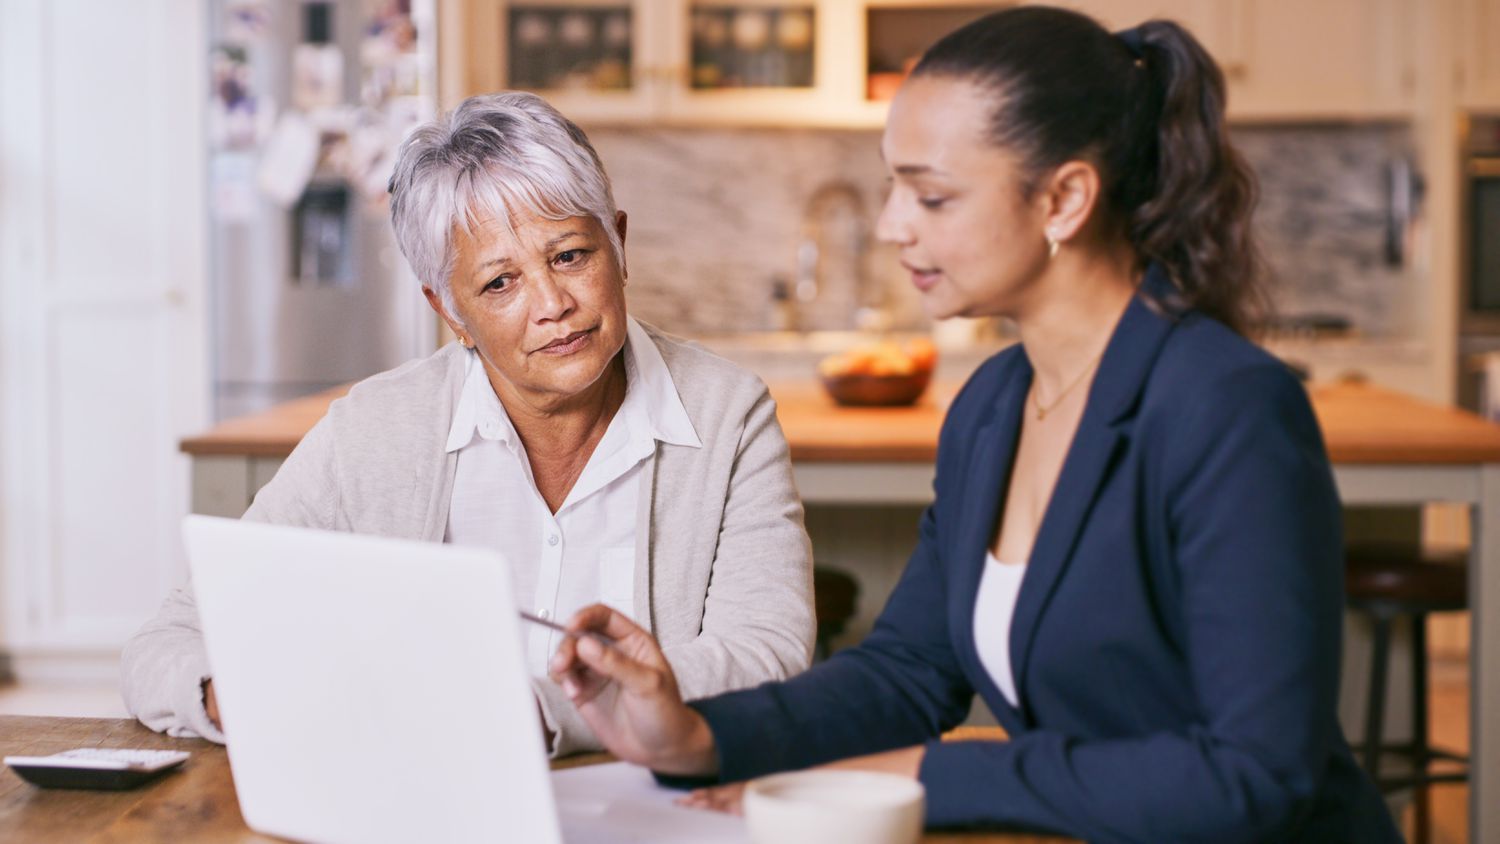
[183,515,561,844]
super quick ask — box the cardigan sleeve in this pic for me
[659,386,816,701]
[916,364,1346,843]
[120,411,343,743]
[542,384,818,758]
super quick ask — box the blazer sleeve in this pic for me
[917,364,1345,843]
[119,412,343,743]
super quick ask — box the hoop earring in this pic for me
[459,336,472,349]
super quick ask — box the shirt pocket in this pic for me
[597,546,636,620]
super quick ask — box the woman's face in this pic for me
[876,74,1051,320]
[432,209,629,411]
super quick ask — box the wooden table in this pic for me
[181,380,1500,842]
[0,717,1069,842]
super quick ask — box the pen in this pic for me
[518,610,618,651]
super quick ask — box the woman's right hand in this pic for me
[549,604,718,777]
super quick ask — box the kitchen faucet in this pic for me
[795,181,887,331]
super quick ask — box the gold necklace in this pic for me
[1031,353,1103,421]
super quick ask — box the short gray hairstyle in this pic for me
[388,92,622,314]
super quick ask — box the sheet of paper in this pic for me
[256,112,319,208]
[552,762,750,844]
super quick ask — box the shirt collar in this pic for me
[443,317,701,454]
[623,316,701,449]
[444,350,518,453]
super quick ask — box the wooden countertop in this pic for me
[180,379,1500,466]
[0,716,1069,842]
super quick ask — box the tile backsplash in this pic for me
[589,122,1417,337]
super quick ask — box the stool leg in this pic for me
[1411,614,1430,844]
[1363,615,1392,782]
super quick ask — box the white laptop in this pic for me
[182,515,747,844]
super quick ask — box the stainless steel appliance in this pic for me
[207,0,437,420]
[1457,116,1500,413]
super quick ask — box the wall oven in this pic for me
[1463,117,1500,331]
[1457,116,1500,413]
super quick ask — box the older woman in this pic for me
[121,92,815,756]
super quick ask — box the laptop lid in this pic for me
[183,515,561,844]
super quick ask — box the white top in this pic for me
[973,552,1027,708]
[444,317,701,677]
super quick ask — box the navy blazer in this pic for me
[688,267,1400,843]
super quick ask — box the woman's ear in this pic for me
[614,210,630,282]
[422,285,471,348]
[1040,160,1101,246]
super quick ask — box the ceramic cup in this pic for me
[743,769,925,844]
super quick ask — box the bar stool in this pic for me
[1345,543,1469,844]
[812,566,859,662]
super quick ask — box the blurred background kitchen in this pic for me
[2,1,1497,841]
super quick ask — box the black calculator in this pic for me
[4,747,191,790]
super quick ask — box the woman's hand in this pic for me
[678,745,927,816]
[549,604,718,776]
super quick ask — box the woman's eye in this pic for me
[484,275,513,292]
[555,249,588,266]
[919,197,948,210]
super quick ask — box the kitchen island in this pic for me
[181,379,1500,841]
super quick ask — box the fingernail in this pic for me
[578,638,601,660]
[562,678,579,697]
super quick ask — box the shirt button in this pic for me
[537,608,551,620]
[547,533,559,546]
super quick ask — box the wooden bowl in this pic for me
[820,370,931,407]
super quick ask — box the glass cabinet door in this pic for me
[661,0,840,125]
[488,0,662,123]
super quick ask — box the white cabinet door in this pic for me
[0,0,209,673]
[1458,0,1500,108]
[1223,0,1415,120]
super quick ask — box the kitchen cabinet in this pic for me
[461,0,663,124]
[1218,0,1416,120]
[1065,0,1415,121]
[461,0,847,126]
[453,0,1418,126]
[1457,0,1500,108]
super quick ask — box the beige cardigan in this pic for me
[121,323,815,756]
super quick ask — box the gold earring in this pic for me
[1046,234,1060,259]
[459,336,472,349]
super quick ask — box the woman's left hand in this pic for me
[676,745,927,816]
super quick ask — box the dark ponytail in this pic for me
[913,7,1267,334]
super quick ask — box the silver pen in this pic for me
[518,610,618,651]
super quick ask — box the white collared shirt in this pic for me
[443,318,700,677]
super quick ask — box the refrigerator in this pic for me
[206,0,438,420]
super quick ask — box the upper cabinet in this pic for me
[449,0,1420,127]
[1218,0,1416,121]
[460,0,663,123]
[1457,0,1500,109]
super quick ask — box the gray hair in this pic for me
[388,91,622,314]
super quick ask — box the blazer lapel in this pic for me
[1008,264,1182,724]
[950,365,1029,730]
